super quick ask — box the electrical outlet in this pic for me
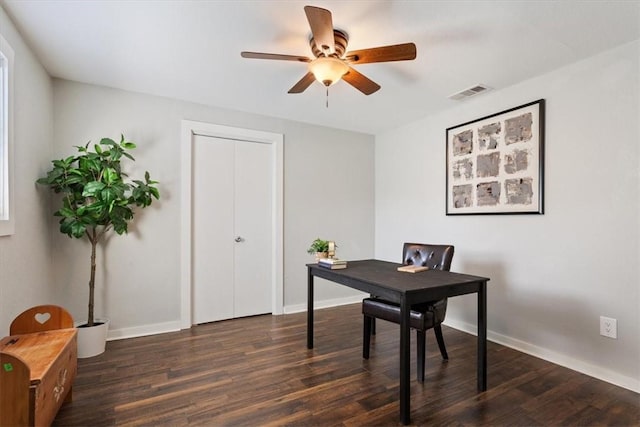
[600,316,617,339]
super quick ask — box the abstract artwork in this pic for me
[446,99,544,215]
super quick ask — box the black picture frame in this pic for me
[446,99,545,215]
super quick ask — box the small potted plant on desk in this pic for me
[37,135,159,358]
[307,238,335,260]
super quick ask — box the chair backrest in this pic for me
[9,305,74,335]
[402,243,454,271]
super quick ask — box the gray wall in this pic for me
[375,41,639,391]
[0,6,55,332]
[51,79,375,335]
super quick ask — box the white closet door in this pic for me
[192,135,273,324]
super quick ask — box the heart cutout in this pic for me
[35,312,51,324]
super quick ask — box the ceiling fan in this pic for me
[241,5,417,96]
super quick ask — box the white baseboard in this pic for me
[104,302,638,394]
[105,294,367,340]
[106,294,368,341]
[444,318,640,394]
[107,320,182,341]
[284,293,367,314]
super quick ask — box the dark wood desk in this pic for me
[307,259,490,425]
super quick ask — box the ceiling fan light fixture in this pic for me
[308,57,349,87]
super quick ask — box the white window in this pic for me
[0,34,14,236]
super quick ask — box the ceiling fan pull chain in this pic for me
[326,87,329,108]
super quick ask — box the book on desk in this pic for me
[318,258,348,269]
[397,264,429,273]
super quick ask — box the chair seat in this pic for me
[362,298,437,330]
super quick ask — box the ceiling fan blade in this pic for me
[241,52,311,62]
[345,43,417,64]
[304,6,335,55]
[342,67,381,95]
[288,72,316,94]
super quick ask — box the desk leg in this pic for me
[307,268,314,349]
[478,281,487,391]
[399,297,411,425]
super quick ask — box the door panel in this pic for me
[234,141,272,317]
[192,136,235,324]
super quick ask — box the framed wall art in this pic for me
[446,99,545,215]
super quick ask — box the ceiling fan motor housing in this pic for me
[311,29,348,58]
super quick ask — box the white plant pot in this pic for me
[74,319,110,358]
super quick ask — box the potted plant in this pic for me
[307,238,332,260]
[37,135,159,357]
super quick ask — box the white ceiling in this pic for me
[3,0,639,134]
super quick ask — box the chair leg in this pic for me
[417,330,425,383]
[434,323,449,360]
[368,295,376,335]
[363,315,372,359]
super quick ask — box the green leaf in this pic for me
[101,188,115,206]
[103,168,119,185]
[100,138,117,147]
[150,187,160,199]
[94,144,102,154]
[59,217,86,238]
[59,217,74,236]
[82,181,106,197]
[64,175,84,185]
[121,142,136,149]
[113,221,128,235]
[71,221,86,238]
[109,148,123,162]
[58,207,76,218]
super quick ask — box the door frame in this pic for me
[180,120,284,328]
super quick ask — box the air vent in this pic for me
[449,84,491,100]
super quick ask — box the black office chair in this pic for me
[362,243,454,383]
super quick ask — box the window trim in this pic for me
[0,33,14,236]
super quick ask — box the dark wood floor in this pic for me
[54,304,639,426]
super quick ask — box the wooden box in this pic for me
[1,329,77,426]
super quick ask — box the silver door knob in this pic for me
[235,236,244,242]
